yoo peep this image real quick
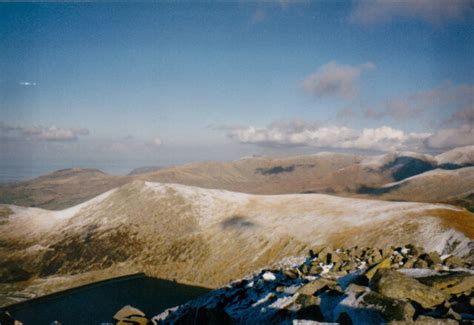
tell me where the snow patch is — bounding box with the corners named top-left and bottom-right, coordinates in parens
top-left (436, 145), bottom-right (474, 165)
top-left (398, 268), bottom-right (439, 278)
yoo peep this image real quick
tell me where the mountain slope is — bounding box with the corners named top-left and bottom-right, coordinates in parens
top-left (0, 146), bottom-right (473, 210)
top-left (1, 181), bottom-right (472, 305)
top-left (358, 167), bottom-right (474, 210)
top-left (135, 152), bottom-right (363, 194)
top-left (436, 145), bottom-right (474, 168)
top-left (0, 168), bottom-right (130, 210)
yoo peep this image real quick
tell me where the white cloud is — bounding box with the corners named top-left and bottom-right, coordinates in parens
top-left (302, 61), bottom-right (375, 99)
top-left (425, 124), bottom-right (474, 149)
top-left (350, 0), bottom-right (473, 25)
top-left (228, 120), bottom-right (430, 151)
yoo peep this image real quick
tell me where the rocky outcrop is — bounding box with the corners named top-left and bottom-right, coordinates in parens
top-left (138, 244), bottom-right (473, 325)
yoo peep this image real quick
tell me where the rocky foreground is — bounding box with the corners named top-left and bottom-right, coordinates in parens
top-left (110, 245), bottom-right (473, 325)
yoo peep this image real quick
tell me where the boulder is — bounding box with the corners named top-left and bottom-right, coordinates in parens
top-left (299, 263), bottom-right (310, 275)
top-left (309, 264), bottom-right (324, 275)
top-left (296, 278), bottom-right (341, 296)
top-left (404, 244), bottom-right (424, 257)
top-left (364, 257), bottom-right (393, 280)
top-left (345, 283), bottom-right (368, 296)
top-left (293, 293), bottom-right (321, 307)
top-left (317, 247), bottom-right (334, 264)
top-left (417, 272), bottom-right (474, 295)
top-left (113, 305), bottom-right (150, 325)
top-left (359, 291), bottom-right (416, 321)
top-left (341, 261), bottom-right (357, 272)
top-left (443, 255), bottom-right (466, 268)
top-left (426, 252), bottom-right (442, 265)
top-left (269, 293), bottom-right (324, 323)
top-left (283, 269), bottom-right (299, 279)
top-left (402, 257), bottom-right (417, 269)
top-left (414, 259), bottom-right (429, 269)
top-left (370, 269), bottom-right (446, 309)
top-left (371, 249), bottom-right (383, 264)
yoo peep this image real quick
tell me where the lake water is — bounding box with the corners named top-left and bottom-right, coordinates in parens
top-left (3, 274), bottom-right (210, 324)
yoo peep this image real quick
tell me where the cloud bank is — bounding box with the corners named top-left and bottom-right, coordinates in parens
top-left (227, 120), bottom-right (430, 151)
top-left (303, 61), bottom-right (375, 99)
top-left (227, 118), bottom-right (474, 151)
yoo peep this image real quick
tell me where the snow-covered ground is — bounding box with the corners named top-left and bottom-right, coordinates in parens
top-left (436, 145), bottom-right (474, 165)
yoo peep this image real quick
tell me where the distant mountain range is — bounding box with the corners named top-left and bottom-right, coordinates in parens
top-left (1, 146), bottom-right (473, 210)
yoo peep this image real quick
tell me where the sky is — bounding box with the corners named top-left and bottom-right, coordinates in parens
top-left (1, 1), bottom-right (473, 180)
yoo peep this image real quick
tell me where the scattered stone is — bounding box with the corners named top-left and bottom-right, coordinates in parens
top-left (149, 244), bottom-right (473, 324)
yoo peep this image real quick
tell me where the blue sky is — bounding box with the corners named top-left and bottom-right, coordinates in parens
top-left (1, 1), bottom-right (473, 180)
